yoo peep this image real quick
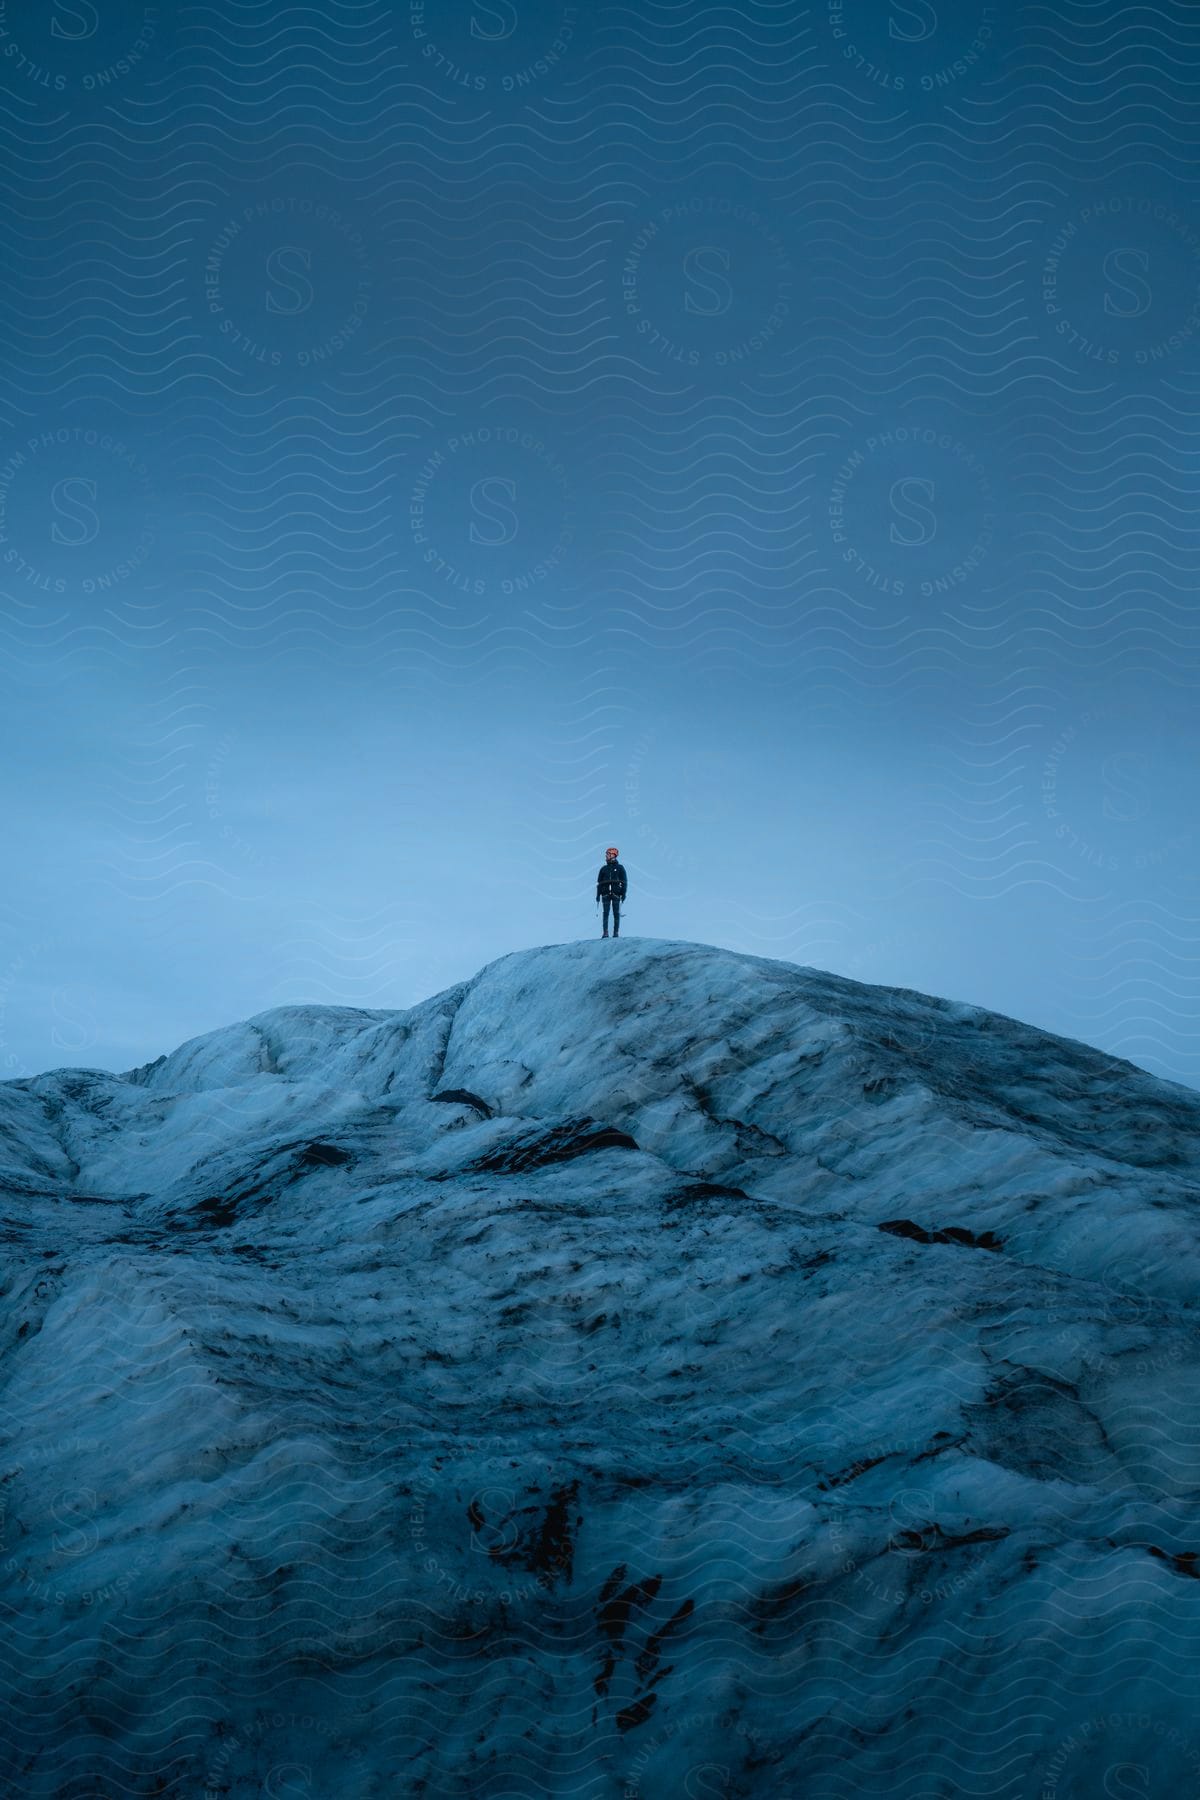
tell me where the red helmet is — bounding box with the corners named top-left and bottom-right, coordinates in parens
top-left (605, 846), bottom-right (619, 859)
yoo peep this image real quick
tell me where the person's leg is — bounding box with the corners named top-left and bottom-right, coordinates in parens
top-left (612, 898), bottom-right (620, 937)
top-left (601, 897), bottom-right (611, 936)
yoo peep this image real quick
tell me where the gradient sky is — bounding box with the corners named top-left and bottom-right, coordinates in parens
top-left (0, 0), bottom-right (1198, 1087)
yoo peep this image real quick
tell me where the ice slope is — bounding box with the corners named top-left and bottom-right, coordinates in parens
top-left (0, 937), bottom-right (1198, 1799)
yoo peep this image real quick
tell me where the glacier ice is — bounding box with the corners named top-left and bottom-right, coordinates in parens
top-left (1, 937), bottom-right (1199, 1797)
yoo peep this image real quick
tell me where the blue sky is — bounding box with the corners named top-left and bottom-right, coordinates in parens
top-left (1, 0), bottom-right (1198, 1087)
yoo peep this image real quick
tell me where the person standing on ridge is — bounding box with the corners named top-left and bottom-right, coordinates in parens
top-left (596, 847), bottom-right (627, 938)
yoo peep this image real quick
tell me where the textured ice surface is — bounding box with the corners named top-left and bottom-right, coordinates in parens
top-left (1, 938), bottom-right (1199, 1797)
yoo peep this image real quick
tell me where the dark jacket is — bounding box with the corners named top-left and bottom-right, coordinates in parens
top-left (597, 859), bottom-right (627, 901)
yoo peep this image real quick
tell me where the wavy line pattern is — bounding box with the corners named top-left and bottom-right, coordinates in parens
top-left (0, 0), bottom-right (1195, 1078)
top-left (1, 4), bottom-right (1200, 1787)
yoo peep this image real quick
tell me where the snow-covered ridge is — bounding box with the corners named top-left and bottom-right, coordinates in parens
top-left (1, 938), bottom-right (1198, 1797)
top-left (8, 937), bottom-right (1198, 1297)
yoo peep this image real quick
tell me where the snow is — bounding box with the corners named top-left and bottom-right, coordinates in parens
top-left (1, 936), bottom-right (1199, 1796)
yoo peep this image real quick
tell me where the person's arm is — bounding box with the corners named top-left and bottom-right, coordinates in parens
top-left (619, 864), bottom-right (627, 899)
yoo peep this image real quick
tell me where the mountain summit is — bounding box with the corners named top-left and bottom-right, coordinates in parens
top-left (2, 939), bottom-right (1198, 1797)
